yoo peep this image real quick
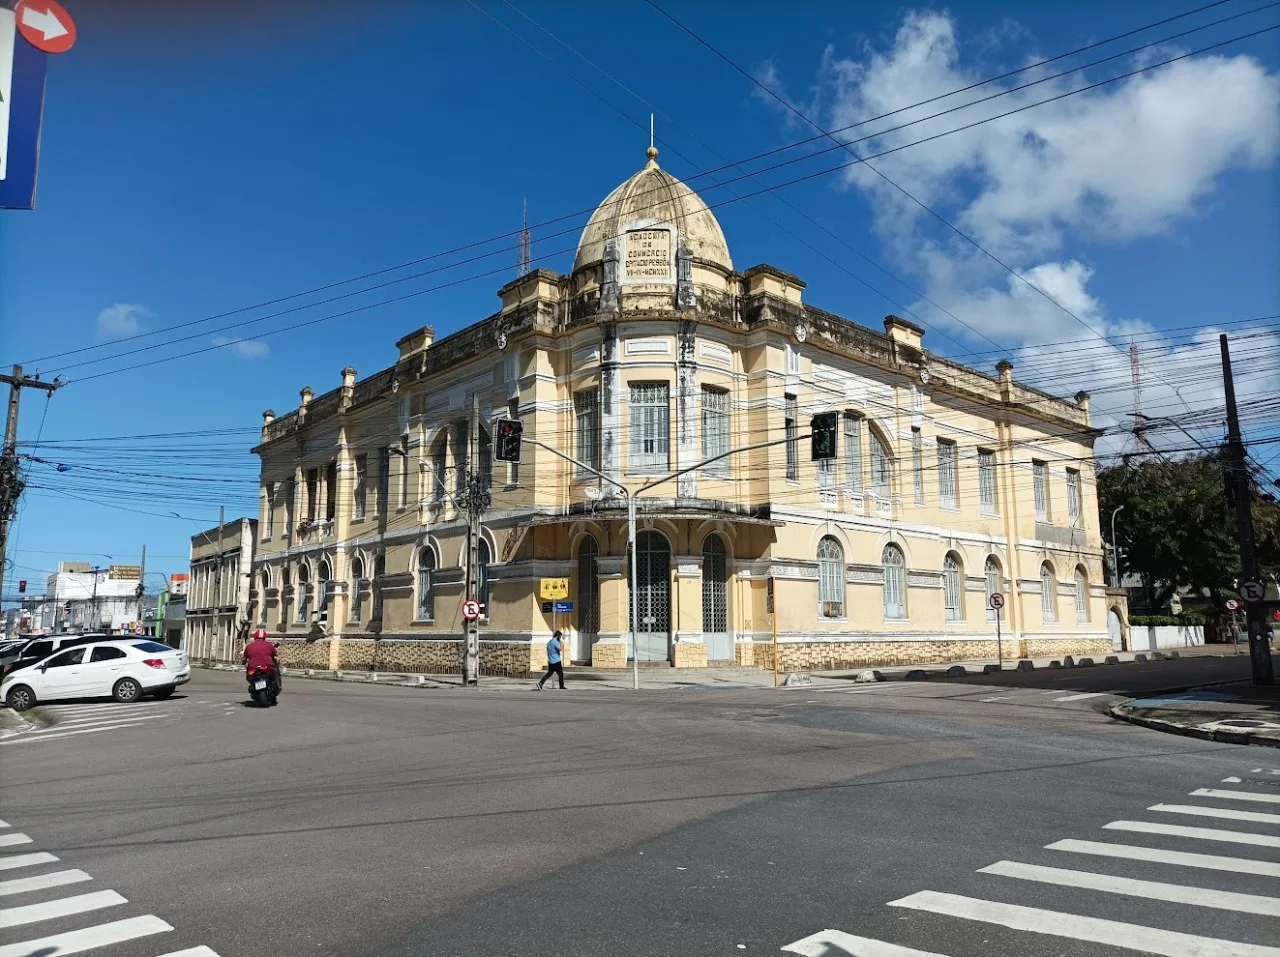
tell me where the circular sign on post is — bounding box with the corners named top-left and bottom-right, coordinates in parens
top-left (988, 593), bottom-right (1005, 610)
top-left (1240, 581), bottom-right (1266, 603)
top-left (1225, 598), bottom-right (1242, 612)
top-left (15, 1), bottom-right (77, 55)
top-left (462, 598), bottom-right (482, 622)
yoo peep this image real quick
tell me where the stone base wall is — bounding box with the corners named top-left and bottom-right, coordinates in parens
top-left (1020, 636), bottom-right (1112, 659)
top-left (274, 640), bottom-right (332, 669)
top-left (673, 642), bottom-right (708, 669)
top-left (591, 641), bottom-right (627, 668)
top-left (763, 636), bottom-right (1110, 673)
top-left (480, 642), bottom-right (538, 678)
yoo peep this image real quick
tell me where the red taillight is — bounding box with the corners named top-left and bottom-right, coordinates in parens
top-left (143, 658), bottom-right (167, 669)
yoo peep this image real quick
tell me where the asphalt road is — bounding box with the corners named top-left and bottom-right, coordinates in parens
top-left (1, 668), bottom-right (1276, 957)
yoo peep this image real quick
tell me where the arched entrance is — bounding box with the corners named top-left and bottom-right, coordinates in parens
top-left (1108, 607), bottom-right (1125, 652)
top-left (575, 536), bottom-right (600, 663)
top-left (702, 534), bottom-right (730, 661)
top-left (631, 530), bottom-right (671, 662)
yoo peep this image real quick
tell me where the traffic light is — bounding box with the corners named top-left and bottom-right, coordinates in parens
top-left (17, 580), bottom-right (25, 594)
top-left (811, 412), bottom-right (838, 461)
top-left (495, 417), bottom-right (523, 463)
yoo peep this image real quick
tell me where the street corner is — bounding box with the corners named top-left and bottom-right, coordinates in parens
top-left (1110, 685), bottom-right (1280, 747)
top-left (0, 703), bottom-right (39, 739)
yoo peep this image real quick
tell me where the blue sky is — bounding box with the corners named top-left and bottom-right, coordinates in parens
top-left (2, 0), bottom-right (1278, 595)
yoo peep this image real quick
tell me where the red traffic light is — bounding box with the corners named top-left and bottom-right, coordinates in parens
top-left (17, 580), bottom-right (26, 593)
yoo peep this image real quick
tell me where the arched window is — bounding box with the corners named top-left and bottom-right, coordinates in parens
top-left (477, 539), bottom-right (491, 612)
top-left (1074, 566), bottom-right (1089, 623)
top-left (372, 554), bottom-right (385, 621)
top-left (349, 556), bottom-right (364, 623)
top-left (417, 547), bottom-right (436, 621)
top-left (317, 558), bottom-right (332, 624)
top-left (258, 570), bottom-right (270, 626)
top-left (281, 566), bottom-right (292, 624)
top-left (984, 556), bottom-right (1002, 622)
top-left (431, 437), bottom-right (448, 504)
top-left (817, 536), bottom-right (844, 618)
top-left (702, 534), bottom-right (728, 635)
top-left (577, 535), bottom-right (600, 636)
top-left (1041, 562), bottom-right (1057, 623)
top-left (870, 430), bottom-right (892, 497)
top-left (883, 544), bottom-right (906, 619)
top-left (943, 552), bottom-right (963, 622)
top-left (296, 563), bottom-right (310, 623)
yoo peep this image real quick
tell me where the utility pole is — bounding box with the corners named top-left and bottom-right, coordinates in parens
top-left (136, 544), bottom-right (147, 637)
top-left (0, 364), bottom-right (62, 610)
top-left (459, 396), bottom-right (488, 686)
top-left (1220, 334), bottom-right (1274, 686)
top-left (214, 505), bottom-right (224, 662)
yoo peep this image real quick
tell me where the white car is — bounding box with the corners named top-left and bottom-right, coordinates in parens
top-left (1, 639), bottom-right (190, 711)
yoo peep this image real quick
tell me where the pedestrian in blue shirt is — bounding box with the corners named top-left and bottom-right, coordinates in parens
top-left (537, 630), bottom-right (566, 690)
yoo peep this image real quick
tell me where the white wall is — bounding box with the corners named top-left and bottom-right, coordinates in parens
top-left (1135, 625), bottom-right (1205, 650)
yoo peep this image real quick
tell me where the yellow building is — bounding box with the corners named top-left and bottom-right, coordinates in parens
top-left (250, 147), bottom-right (1120, 675)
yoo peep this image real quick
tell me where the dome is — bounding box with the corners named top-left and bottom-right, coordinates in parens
top-left (573, 147), bottom-right (733, 275)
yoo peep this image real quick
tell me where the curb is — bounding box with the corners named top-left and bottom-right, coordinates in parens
top-left (1108, 704), bottom-right (1280, 749)
top-left (0, 710), bottom-right (38, 740)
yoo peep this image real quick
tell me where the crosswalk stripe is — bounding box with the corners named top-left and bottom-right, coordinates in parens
top-left (0, 852), bottom-right (58, 871)
top-left (1, 721), bottom-right (162, 745)
top-left (155, 947), bottom-right (223, 957)
top-left (978, 859), bottom-right (1280, 916)
top-left (1192, 787), bottom-right (1280, 805)
top-left (0, 914), bottom-right (173, 957)
top-left (1105, 819), bottom-right (1280, 848)
top-left (1223, 776), bottom-right (1243, 783)
top-left (783, 929), bottom-right (950, 956)
top-left (0, 868), bottom-right (92, 897)
top-left (0, 834), bottom-right (32, 848)
top-left (0, 820), bottom-right (7, 828)
top-left (1052, 692), bottom-right (1109, 702)
top-left (1150, 803), bottom-right (1280, 825)
top-left (0, 889), bottom-right (128, 929)
top-left (1047, 838), bottom-right (1280, 877)
top-left (32, 714), bottom-right (168, 733)
top-left (887, 890), bottom-right (1280, 957)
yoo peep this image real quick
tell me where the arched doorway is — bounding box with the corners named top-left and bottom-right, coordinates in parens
top-left (702, 534), bottom-right (730, 661)
top-left (576, 536), bottom-right (600, 663)
top-left (631, 530), bottom-right (671, 662)
top-left (1108, 607), bottom-right (1125, 652)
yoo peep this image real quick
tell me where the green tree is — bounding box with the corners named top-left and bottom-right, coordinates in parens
top-left (1098, 451), bottom-right (1279, 611)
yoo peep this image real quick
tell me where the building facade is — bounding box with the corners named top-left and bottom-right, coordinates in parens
top-left (184, 519), bottom-right (256, 663)
top-left (251, 148), bottom-right (1119, 675)
top-left (41, 562), bottom-right (143, 634)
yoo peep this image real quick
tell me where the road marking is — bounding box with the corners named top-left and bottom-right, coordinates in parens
top-left (979, 859), bottom-right (1280, 916)
top-left (0, 914), bottom-right (173, 957)
top-left (1192, 787), bottom-right (1280, 805)
top-left (1052, 692), bottom-right (1109, 702)
top-left (1150, 803), bottom-right (1280, 824)
top-left (33, 714), bottom-right (169, 733)
top-left (0, 852), bottom-right (57, 871)
top-left (155, 948), bottom-right (223, 957)
top-left (0, 889), bottom-right (128, 929)
top-left (1047, 838), bottom-right (1280, 877)
top-left (1, 721), bottom-right (163, 745)
top-left (783, 929), bottom-right (950, 956)
top-left (843, 688), bottom-right (893, 694)
top-left (0, 820), bottom-right (6, 828)
top-left (0, 868), bottom-right (91, 896)
top-left (887, 890), bottom-right (1280, 957)
top-left (0, 834), bottom-right (31, 848)
top-left (1223, 776), bottom-right (1243, 783)
top-left (1104, 819), bottom-right (1280, 848)
top-left (980, 696), bottom-right (1015, 702)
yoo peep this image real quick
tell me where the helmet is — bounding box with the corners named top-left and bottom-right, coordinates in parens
top-left (253, 628), bottom-right (268, 640)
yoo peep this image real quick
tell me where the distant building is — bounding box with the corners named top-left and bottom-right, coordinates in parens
top-left (185, 519), bottom-right (256, 663)
top-left (42, 561), bottom-right (143, 634)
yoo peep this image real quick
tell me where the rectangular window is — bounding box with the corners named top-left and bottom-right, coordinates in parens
top-left (432, 441), bottom-right (447, 504)
top-left (1067, 469), bottom-right (1082, 527)
top-left (453, 422), bottom-right (469, 497)
top-left (354, 454), bottom-right (368, 520)
top-left (1033, 460), bottom-right (1049, 522)
top-left (478, 427), bottom-right (492, 490)
top-left (264, 483), bottom-right (275, 538)
top-left (285, 477), bottom-right (295, 533)
top-left (786, 344), bottom-right (800, 374)
top-left (305, 468), bottom-right (318, 522)
top-left (325, 460), bottom-right (337, 522)
top-left (912, 428), bottom-right (924, 504)
top-left (701, 386), bottom-right (730, 476)
top-left (785, 394), bottom-right (798, 481)
top-left (377, 448), bottom-right (391, 515)
top-left (629, 382), bottom-right (670, 473)
top-left (843, 413), bottom-right (862, 491)
top-left (507, 399), bottom-right (520, 485)
top-left (937, 439), bottom-right (958, 509)
top-left (574, 388), bottom-right (601, 477)
top-left (400, 436), bottom-right (411, 508)
top-left (978, 449), bottom-right (997, 515)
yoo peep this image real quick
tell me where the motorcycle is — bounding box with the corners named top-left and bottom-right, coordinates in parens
top-left (247, 665), bottom-right (279, 708)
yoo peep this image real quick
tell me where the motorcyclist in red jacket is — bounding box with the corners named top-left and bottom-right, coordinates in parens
top-left (243, 628), bottom-right (281, 696)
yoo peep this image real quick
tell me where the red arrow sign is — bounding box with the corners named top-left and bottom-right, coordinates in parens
top-left (15, 0), bottom-right (77, 55)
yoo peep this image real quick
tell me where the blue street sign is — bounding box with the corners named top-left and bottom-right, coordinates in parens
top-left (0, 9), bottom-right (49, 211)
top-left (552, 600), bottom-right (573, 613)
top-left (540, 601), bottom-right (553, 614)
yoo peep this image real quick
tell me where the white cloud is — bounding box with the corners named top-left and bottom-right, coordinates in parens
top-left (212, 336), bottom-right (270, 359)
top-left (97, 304), bottom-right (151, 339)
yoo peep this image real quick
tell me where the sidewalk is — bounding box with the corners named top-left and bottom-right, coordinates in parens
top-left (1110, 679), bottom-right (1280, 748)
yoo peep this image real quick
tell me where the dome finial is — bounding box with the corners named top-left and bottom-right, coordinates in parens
top-left (646, 113), bottom-right (659, 167)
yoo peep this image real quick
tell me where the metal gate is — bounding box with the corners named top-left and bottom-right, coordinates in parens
top-left (702, 535), bottom-right (731, 660)
top-left (631, 531), bottom-right (671, 661)
top-left (576, 536), bottom-right (600, 662)
top-left (1108, 608), bottom-right (1124, 652)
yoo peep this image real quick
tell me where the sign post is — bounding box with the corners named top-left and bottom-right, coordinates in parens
top-left (989, 593), bottom-right (1006, 669)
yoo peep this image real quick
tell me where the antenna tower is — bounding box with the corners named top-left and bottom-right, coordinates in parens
top-left (516, 198), bottom-right (532, 278)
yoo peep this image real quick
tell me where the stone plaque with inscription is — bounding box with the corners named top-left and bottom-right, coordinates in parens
top-left (624, 228), bottom-right (672, 282)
